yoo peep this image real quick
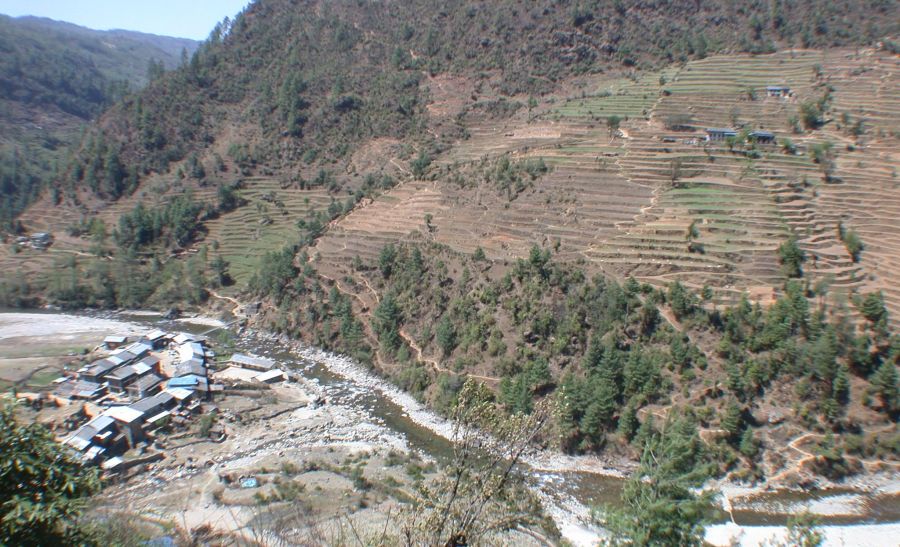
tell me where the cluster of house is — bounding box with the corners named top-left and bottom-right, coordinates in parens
top-left (58, 330), bottom-right (217, 468)
top-left (14, 232), bottom-right (53, 250)
top-left (56, 329), bottom-right (290, 469)
top-left (702, 85), bottom-right (790, 144)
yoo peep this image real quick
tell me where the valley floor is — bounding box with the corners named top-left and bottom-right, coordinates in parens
top-left (3, 310), bottom-right (899, 546)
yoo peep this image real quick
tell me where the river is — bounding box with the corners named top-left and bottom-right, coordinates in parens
top-left (3, 309), bottom-right (899, 546)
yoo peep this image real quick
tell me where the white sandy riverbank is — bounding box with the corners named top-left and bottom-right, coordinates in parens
top-left (0, 312), bottom-right (144, 339)
top-left (706, 522), bottom-right (900, 546)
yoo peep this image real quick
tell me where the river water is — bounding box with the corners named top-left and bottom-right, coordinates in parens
top-left (5, 310), bottom-right (899, 544)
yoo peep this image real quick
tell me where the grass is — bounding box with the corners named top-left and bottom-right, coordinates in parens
top-left (26, 367), bottom-right (63, 388)
top-left (0, 345), bottom-right (88, 359)
top-left (204, 178), bottom-right (338, 286)
top-left (552, 68), bottom-right (679, 120)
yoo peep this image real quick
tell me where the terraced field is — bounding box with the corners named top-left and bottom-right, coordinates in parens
top-left (550, 67), bottom-right (680, 121)
top-left (204, 177), bottom-right (336, 286)
top-left (315, 47), bottom-right (900, 320)
top-left (813, 51), bottom-right (900, 317)
top-left (5, 47), bottom-right (898, 324)
top-left (656, 50), bottom-right (824, 131)
top-left (0, 175), bottom-right (220, 286)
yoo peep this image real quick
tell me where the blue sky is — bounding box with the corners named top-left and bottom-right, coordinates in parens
top-left (0, 0), bottom-right (252, 40)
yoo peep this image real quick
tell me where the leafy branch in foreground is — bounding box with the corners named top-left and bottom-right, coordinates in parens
top-left (400, 379), bottom-right (554, 546)
top-left (0, 400), bottom-right (100, 545)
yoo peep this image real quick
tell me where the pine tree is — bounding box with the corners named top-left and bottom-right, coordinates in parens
top-left (721, 401), bottom-right (743, 442)
top-left (436, 315), bottom-right (457, 357)
top-left (871, 362), bottom-right (898, 413)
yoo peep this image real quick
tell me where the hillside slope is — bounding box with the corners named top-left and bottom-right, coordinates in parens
top-left (0, 15), bottom-right (199, 226)
top-left (2, 0), bottom-right (898, 485)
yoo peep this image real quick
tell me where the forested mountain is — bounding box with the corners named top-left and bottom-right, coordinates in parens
top-left (0, 15), bottom-right (198, 227)
top-left (2, 0), bottom-right (899, 488)
top-left (56, 0), bottom-right (899, 190)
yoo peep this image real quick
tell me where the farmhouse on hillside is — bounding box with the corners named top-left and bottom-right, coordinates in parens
top-left (705, 128), bottom-right (737, 142)
top-left (766, 85), bottom-right (790, 98)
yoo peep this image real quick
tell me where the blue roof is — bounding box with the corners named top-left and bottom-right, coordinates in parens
top-left (167, 375), bottom-right (201, 388)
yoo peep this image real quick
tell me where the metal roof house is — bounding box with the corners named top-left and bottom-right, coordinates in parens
top-left (165, 387), bottom-right (195, 404)
top-left (766, 85), bottom-right (790, 97)
top-left (178, 342), bottom-right (206, 363)
top-left (107, 351), bottom-right (136, 367)
top-left (705, 128), bottom-right (737, 142)
top-left (229, 354), bottom-right (276, 371)
top-left (130, 392), bottom-right (176, 417)
top-left (103, 335), bottom-right (128, 350)
top-left (175, 359), bottom-right (207, 378)
top-left (81, 359), bottom-right (121, 383)
top-left (172, 332), bottom-right (198, 345)
top-left (750, 130), bottom-right (775, 144)
top-left (66, 414), bottom-right (117, 452)
top-left (106, 365), bottom-right (138, 393)
top-left (127, 373), bottom-right (163, 399)
top-left (256, 369), bottom-right (285, 384)
top-left (144, 329), bottom-right (169, 349)
top-left (104, 406), bottom-right (145, 446)
top-left (167, 375), bottom-right (202, 389)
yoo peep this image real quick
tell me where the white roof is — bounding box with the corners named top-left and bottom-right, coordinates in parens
top-left (104, 335), bottom-right (127, 343)
top-left (172, 333), bottom-right (195, 344)
top-left (178, 342), bottom-right (205, 362)
top-left (104, 406), bottom-right (144, 424)
top-left (84, 445), bottom-right (105, 460)
top-left (165, 387), bottom-right (194, 401)
top-left (102, 456), bottom-right (124, 470)
top-left (256, 369), bottom-right (285, 382)
top-left (66, 436), bottom-right (92, 451)
top-left (230, 353), bottom-right (276, 369)
top-left (145, 329), bottom-right (167, 340)
top-left (132, 362), bottom-right (152, 375)
top-left (147, 410), bottom-right (171, 423)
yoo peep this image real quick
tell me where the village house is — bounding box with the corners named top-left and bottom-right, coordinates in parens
top-left (66, 414), bottom-right (118, 453)
top-left (106, 365), bottom-right (138, 393)
top-left (750, 130), bottom-right (776, 144)
top-left (178, 341), bottom-right (206, 363)
top-left (130, 391), bottom-right (176, 418)
top-left (104, 406), bottom-right (146, 447)
top-left (165, 386), bottom-right (195, 406)
top-left (29, 232), bottom-right (53, 250)
top-left (106, 355), bottom-right (160, 393)
top-left (143, 330), bottom-right (169, 350)
top-left (705, 128), bottom-right (737, 142)
top-left (229, 353), bottom-right (276, 372)
top-left (80, 358), bottom-right (122, 384)
top-left (103, 335), bottom-right (128, 350)
top-left (256, 369), bottom-right (285, 384)
top-left (175, 358), bottom-right (207, 378)
top-left (127, 373), bottom-right (163, 399)
top-left (766, 85), bottom-right (790, 98)
top-left (134, 355), bottom-right (161, 375)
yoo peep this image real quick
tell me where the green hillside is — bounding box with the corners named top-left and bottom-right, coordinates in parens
top-left (2, 0), bottom-right (899, 489)
top-left (0, 15), bottom-right (199, 227)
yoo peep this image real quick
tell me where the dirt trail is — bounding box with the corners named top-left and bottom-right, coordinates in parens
top-left (398, 327), bottom-right (500, 384)
top-left (207, 290), bottom-right (244, 317)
